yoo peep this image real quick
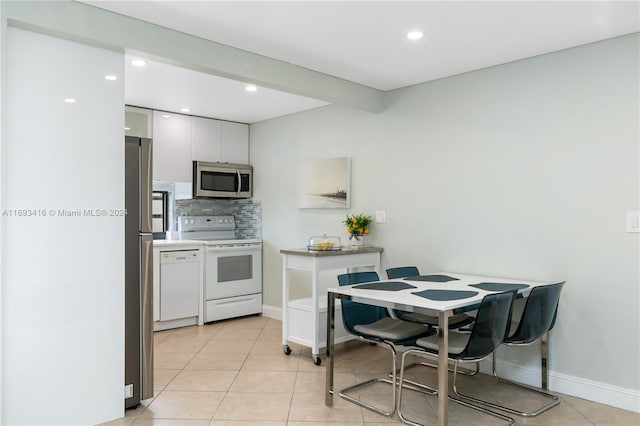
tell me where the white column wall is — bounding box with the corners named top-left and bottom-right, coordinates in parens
top-left (3, 27), bottom-right (124, 425)
top-left (251, 34), bottom-right (640, 409)
top-left (0, 4), bottom-right (5, 422)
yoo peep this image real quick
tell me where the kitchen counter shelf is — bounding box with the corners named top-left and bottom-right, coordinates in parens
top-left (280, 246), bottom-right (383, 365)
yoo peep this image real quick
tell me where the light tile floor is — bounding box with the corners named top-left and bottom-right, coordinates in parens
top-left (102, 316), bottom-right (639, 426)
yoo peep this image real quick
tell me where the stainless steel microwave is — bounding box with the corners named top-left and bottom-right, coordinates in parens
top-left (193, 161), bottom-right (253, 199)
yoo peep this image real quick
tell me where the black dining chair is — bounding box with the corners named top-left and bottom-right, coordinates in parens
top-left (386, 266), bottom-right (475, 329)
top-left (453, 281), bottom-right (565, 417)
top-left (397, 290), bottom-right (518, 426)
top-left (335, 271), bottom-right (435, 417)
top-left (386, 266), bottom-right (420, 279)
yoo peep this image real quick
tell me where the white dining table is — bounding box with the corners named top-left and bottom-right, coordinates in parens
top-left (324, 272), bottom-right (554, 426)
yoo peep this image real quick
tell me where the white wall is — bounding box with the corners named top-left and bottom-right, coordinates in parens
top-left (0, 4), bottom-right (5, 422)
top-left (251, 34), bottom-right (640, 409)
top-left (3, 28), bottom-right (125, 425)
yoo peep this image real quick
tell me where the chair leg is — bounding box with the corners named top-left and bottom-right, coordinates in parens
top-left (449, 362), bottom-right (517, 425)
top-left (448, 396), bottom-right (516, 426)
top-left (338, 341), bottom-right (398, 417)
top-left (406, 359), bottom-right (479, 376)
top-left (391, 352), bottom-right (438, 395)
top-left (491, 349), bottom-right (560, 417)
top-left (453, 351), bottom-right (560, 417)
top-left (541, 331), bottom-right (549, 390)
top-left (389, 359), bottom-right (476, 393)
top-left (397, 351), bottom-right (515, 426)
top-left (397, 348), bottom-right (426, 426)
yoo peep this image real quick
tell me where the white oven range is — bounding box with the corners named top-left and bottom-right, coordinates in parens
top-left (178, 215), bottom-right (262, 322)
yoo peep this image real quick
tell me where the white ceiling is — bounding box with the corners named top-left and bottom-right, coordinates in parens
top-left (125, 56), bottom-right (330, 123)
top-left (85, 1), bottom-right (640, 123)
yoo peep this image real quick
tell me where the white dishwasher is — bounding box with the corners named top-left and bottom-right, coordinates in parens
top-left (159, 250), bottom-right (200, 321)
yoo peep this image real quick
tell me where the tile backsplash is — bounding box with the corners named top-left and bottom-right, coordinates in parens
top-left (175, 197), bottom-right (232, 218)
top-left (153, 182), bottom-right (261, 239)
top-left (229, 199), bottom-right (262, 240)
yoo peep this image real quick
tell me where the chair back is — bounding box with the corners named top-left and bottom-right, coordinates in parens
top-left (459, 291), bottom-right (516, 360)
top-left (506, 282), bottom-right (564, 344)
top-left (337, 271), bottom-right (380, 285)
top-left (386, 266), bottom-right (420, 279)
top-left (337, 271), bottom-right (388, 335)
top-left (548, 307), bottom-right (558, 332)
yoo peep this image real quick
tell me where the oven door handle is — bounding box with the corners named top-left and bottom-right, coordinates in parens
top-left (206, 245), bottom-right (261, 252)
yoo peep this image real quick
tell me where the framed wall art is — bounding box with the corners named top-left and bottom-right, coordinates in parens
top-left (297, 157), bottom-right (351, 209)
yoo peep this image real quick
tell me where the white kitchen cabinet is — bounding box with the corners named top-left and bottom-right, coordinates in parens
top-left (221, 121), bottom-right (249, 164)
top-left (152, 110), bottom-right (249, 183)
top-left (152, 111), bottom-right (192, 182)
top-left (191, 116), bottom-right (222, 163)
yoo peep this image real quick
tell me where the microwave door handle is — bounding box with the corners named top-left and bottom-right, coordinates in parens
top-left (237, 170), bottom-right (241, 195)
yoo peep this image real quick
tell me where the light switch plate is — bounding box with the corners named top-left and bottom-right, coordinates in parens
top-left (375, 210), bottom-right (386, 223)
top-left (626, 211), bottom-right (639, 233)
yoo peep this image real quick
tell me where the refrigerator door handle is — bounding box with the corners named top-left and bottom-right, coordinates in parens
top-left (140, 138), bottom-right (153, 234)
top-left (140, 234), bottom-right (154, 400)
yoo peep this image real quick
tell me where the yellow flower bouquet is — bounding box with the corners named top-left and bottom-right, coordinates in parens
top-left (343, 213), bottom-right (372, 240)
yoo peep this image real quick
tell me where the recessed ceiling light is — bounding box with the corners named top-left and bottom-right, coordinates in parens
top-left (180, 107), bottom-right (191, 113)
top-left (104, 74), bottom-right (118, 81)
top-left (162, 114), bottom-right (171, 118)
top-left (124, 127), bottom-right (131, 130)
top-left (131, 59), bottom-right (146, 67)
top-left (64, 98), bottom-right (76, 104)
top-left (245, 85), bottom-right (257, 92)
top-left (406, 31), bottom-right (424, 40)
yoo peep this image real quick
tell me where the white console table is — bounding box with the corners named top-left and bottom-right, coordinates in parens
top-left (280, 246), bottom-right (383, 365)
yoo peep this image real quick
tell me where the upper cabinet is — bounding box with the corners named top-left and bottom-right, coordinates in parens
top-left (221, 121), bottom-right (249, 164)
top-left (193, 117), bottom-right (249, 164)
top-left (191, 116), bottom-right (222, 163)
top-left (149, 108), bottom-right (249, 183)
top-left (152, 111), bottom-right (192, 182)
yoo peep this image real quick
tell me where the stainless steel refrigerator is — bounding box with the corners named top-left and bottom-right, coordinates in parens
top-left (124, 136), bottom-right (154, 408)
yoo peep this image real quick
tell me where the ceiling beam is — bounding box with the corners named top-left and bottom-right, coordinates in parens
top-left (3, 0), bottom-right (384, 112)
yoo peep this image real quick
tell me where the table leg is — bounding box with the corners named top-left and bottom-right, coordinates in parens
top-left (311, 260), bottom-right (320, 364)
top-left (438, 311), bottom-right (449, 426)
top-left (541, 331), bottom-right (549, 390)
top-left (282, 256), bottom-right (289, 352)
top-left (325, 291), bottom-right (336, 406)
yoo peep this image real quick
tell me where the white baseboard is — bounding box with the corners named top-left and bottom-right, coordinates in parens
top-left (480, 358), bottom-right (640, 413)
top-left (262, 304), bottom-right (282, 321)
